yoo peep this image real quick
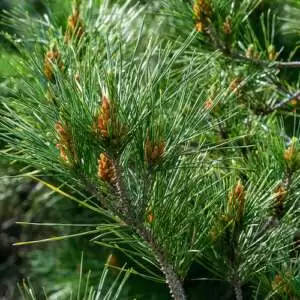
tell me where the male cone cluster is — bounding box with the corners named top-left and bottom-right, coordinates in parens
top-left (98, 153), bottom-right (117, 186)
top-left (193, 0), bottom-right (212, 33)
top-left (44, 49), bottom-right (64, 82)
top-left (64, 8), bottom-right (84, 43)
top-left (227, 180), bottom-right (245, 223)
top-left (144, 131), bottom-right (165, 167)
top-left (55, 121), bottom-right (77, 164)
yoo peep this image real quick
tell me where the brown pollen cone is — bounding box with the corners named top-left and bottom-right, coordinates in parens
top-left (223, 18), bottom-right (232, 35)
top-left (273, 184), bottom-right (286, 219)
top-left (228, 180), bottom-right (245, 221)
top-left (283, 144), bottom-right (295, 161)
top-left (44, 49), bottom-right (64, 81)
top-left (55, 121), bottom-right (77, 164)
top-left (95, 94), bottom-right (111, 138)
top-left (193, 0), bottom-right (212, 33)
top-left (229, 78), bottom-right (242, 94)
top-left (98, 153), bottom-right (116, 185)
top-left (64, 9), bottom-right (84, 43)
top-left (144, 131), bottom-right (165, 166)
top-left (147, 211), bottom-right (154, 223)
top-left (93, 94), bottom-right (128, 147)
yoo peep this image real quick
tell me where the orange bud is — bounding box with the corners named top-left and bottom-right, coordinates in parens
top-left (193, 2), bottom-right (201, 18)
top-left (94, 95), bottom-right (111, 138)
top-left (144, 131), bottom-right (165, 166)
top-left (273, 184), bottom-right (286, 218)
top-left (204, 98), bottom-right (213, 110)
top-left (228, 180), bottom-right (245, 221)
top-left (64, 9), bottom-right (84, 43)
top-left (229, 78), bottom-right (242, 94)
top-left (245, 44), bottom-right (255, 59)
top-left (98, 153), bottom-right (116, 185)
top-left (193, 0), bottom-right (211, 33)
top-left (195, 21), bottom-right (205, 33)
top-left (289, 99), bottom-right (297, 107)
top-left (55, 121), bottom-right (77, 164)
top-left (147, 212), bottom-right (154, 223)
top-left (44, 49), bottom-right (64, 81)
top-left (223, 18), bottom-right (232, 35)
top-left (268, 45), bottom-right (278, 61)
top-left (284, 144), bottom-right (295, 161)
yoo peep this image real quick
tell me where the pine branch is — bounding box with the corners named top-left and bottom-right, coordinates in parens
top-left (136, 227), bottom-right (187, 300)
top-left (205, 24), bottom-right (300, 70)
top-left (229, 51), bottom-right (300, 69)
top-left (233, 281), bottom-right (243, 300)
top-left (97, 154), bottom-right (187, 300)
top-left (258, 91), bottom-right (300, 115)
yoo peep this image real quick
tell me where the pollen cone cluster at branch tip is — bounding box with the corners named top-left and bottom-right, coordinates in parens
top-left (55, 121), bottom-right (77, 164)
top-left (44, 49), bottom-right (64, 82)
top-left (227, 180), bottom-right (245, 222)
top-left (193, 0), bottom-right (212, 33)
top-left (223, 17), bottom-right (232, 35)
top-left (94, 94), bottom-right (110, 138)
top-left (284, 143), bottom-right (295, 161)
top-left (144, 130), bottom-right (165, 167)
top-left (64, 8), bottom-right (84, 43)
top-left (98, 153), bottom-right (117, 186)
top-left (93, 94), bottom-right (127, 145)
top-left (273, 184), bottom-right (286, 219)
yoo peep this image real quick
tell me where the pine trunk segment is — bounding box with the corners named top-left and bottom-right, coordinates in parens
top-left (233, 282), bottom-right (243, 300)
top-left (137, 227), bottom-right (187, 300)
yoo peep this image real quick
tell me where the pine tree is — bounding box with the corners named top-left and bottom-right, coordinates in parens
top-left (1, 0), bottom-right (300, 299)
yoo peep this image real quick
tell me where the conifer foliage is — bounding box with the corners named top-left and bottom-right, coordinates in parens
top-left (1, 0), bottom-right (300, 299)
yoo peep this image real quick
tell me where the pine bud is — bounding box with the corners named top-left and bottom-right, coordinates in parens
top-left (93, 94), bottom-right (127, 146)
top-left (229, 78), bottom-right (242, 94)
top-left (44, 48), bottom-right (64, 82)
top-left (273, 184), bottom-right (286, 219)
top-left (245, 44), bottom-right (254, 59)
top-left (64, 9), bottom-right (84, 43)
top-left (204, 98), bottom-right (213, 110)
top-left (98, 153), bottom-right (117, 185)
top-left (144, 130), bottom-right (165, 167)
top-left (94, 94), bottom-right (110, 138)
top-left (289, 98), bottom-right (298, 107)
top-left (147, 211), bottom-right (154, 223)
top-left (267, 44), bottom-right (277, 61)
top-left (195, 21), bottom-right (205, 33)
top-left (55, 121), bottom-right (77, 164)
top-left (228, 180), bottom-right (245, 222)
top-left (245, 44), bottom-right (260, 59)
top-left (193, 0), bottom-right (212, 33)
top-left (283, 142), bottom-right (296, 162)
top-left (223, 17), bottom-right (232, 35)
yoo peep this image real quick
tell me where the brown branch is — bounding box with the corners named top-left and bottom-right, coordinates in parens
top-left (229, 51), bottom-right (300, 70)
top-left (276, 61), bottom-right (300, 69)
top-left (259, 91), bottom-right (300, 115)
top-left (136, 227), bottom-right (187, 300)
top-left (233, 281), bottom-right (243, 300)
